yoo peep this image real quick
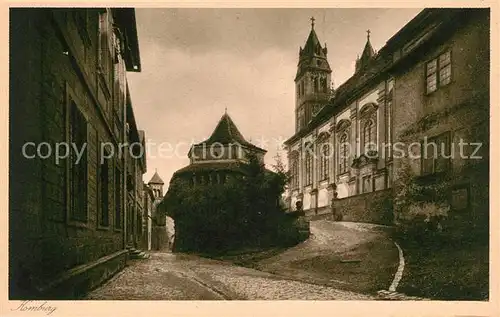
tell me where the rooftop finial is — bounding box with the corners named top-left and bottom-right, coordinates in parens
top-left (225, 107), bottom-right (227, 114)
top-left (367, 29), bottom-right (371, 40)
top-left (310, 16), bottom-right (315, 29)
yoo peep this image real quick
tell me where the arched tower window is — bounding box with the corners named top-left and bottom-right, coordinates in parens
top-left (320, 77), bottom-right (327, 93)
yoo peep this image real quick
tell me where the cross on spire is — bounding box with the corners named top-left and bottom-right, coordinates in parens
top-left (310, 16), bottom-right (315, 29)
top-left (366, 29), bottom-right (371, 40)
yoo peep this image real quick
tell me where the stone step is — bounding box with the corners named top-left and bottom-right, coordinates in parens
top-left (128, 248), bottom-right (150, 260)
top-left (130, 253), bottom-right (150, 260)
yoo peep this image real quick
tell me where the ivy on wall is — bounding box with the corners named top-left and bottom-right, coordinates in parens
top-left (394, 162), bottom-right (451, 224)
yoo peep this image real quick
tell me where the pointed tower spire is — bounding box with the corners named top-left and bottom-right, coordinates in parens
top-left (355, 29), bottom-right (376, 73)
top-left (294, 17), bottom-right (332, 132)
top-left (361, 29), bottom-right (375, 59)
top-left (296, 16), bottom-right (331, 80)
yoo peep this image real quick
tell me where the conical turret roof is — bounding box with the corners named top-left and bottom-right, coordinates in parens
top-left (196, 112), bottom-right (266, 153)
top-left (149, 170), bottom-right (164, 185)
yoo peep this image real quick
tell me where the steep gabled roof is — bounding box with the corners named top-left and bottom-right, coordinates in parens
top-left (195, 113), bottom-right (266, 153)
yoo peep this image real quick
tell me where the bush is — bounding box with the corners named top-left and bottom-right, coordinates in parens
top-left (394, 163), bottom-right (452, 246)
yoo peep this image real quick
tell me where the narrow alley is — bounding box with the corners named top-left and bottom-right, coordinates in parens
top-left (86, 220), bottom-right (397, 300)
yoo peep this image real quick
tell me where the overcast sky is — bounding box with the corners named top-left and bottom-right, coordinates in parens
top-left (127, 8), bottom-right (422, 188)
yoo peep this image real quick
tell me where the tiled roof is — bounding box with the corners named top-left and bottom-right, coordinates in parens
top-left (196, 113), bottom-right (266, 153)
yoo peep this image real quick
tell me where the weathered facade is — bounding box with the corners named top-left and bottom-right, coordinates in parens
top-left (285, 9), bottom-right (489, 226)
top-left (9, 8), bottom-right (142, 299)
top-left (124, 114), bottom-right (147, 250)
top-left (389, 9), bottom-right (490, 231)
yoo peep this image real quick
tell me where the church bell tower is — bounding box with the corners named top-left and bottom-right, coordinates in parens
top-left (148, 169), bottom-right (164, 203)
top-left (295, 17), bottom-right (332, 132)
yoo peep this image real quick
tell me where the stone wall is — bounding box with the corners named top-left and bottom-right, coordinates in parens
top-left (304, 189), bottom-right (393, 225)
top-left (333, 189), bottom-right (393, 225)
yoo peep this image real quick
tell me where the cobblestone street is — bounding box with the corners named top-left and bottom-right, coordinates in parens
top-left (86, 220), bottom-right (399, 300)
top-left (86, 252), bottom-right (375, 300)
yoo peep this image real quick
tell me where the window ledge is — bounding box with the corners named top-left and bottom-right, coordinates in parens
top-left (338, 171), bottom-right (350, 178)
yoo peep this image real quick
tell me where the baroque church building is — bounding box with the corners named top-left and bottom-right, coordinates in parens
top-left (286, 18), bottom-right (393, 217)
top-left (285, 9), bottom-right (489, 229)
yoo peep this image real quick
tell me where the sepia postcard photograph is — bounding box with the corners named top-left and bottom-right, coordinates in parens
top-left (3, 2), bottom-right (499, 316)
